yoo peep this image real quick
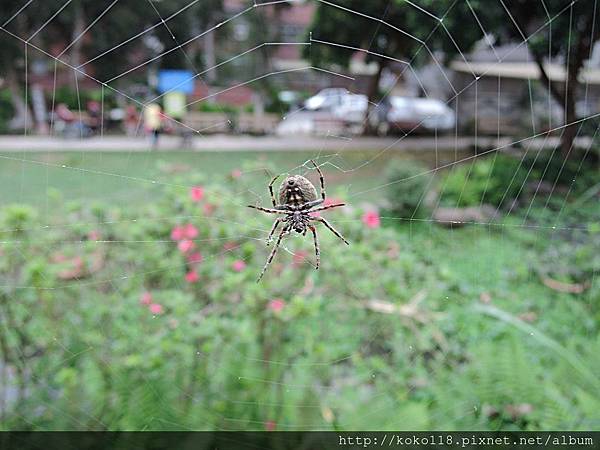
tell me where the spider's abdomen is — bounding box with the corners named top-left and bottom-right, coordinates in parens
top-left (279, 175), bottom-right (317, 206)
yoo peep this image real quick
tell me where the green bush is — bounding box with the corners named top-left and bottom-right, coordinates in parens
top-left (439, 154), bottom-right (531, 208)
top-left (0, 170), bottom-right (598, 431)
top-left (52, 87), bottom-right (111, 110)
top-left (522, 147), bottom-right (599, 195)
top-left (383, 159), bottom-right (432, 218)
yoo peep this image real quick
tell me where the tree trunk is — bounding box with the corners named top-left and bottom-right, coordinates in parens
top-left (5, 67), bottom-right (31, 131)
top-left (71, 2), bottom-right (85, 78)
top-left (202, 24), bottom-right (216, 83)
top-left (363, 59), bottom-right (386, 135)
top-left (561, 73), bottom-right (578, 158)
top-left (531, 12), bottom-right (599, 159)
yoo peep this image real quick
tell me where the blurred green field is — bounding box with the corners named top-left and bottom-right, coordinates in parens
top-left (0, 150), bottom-right (469, 210)
top-left (0, 148), bottom-right (598, 431)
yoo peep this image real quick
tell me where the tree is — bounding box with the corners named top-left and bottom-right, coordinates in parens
top-left (0, 0), bottom-right (223, 129)
top-left (0, 0), bottom-right (68, 128)
top-left (305, 0), bottom-right (599, 149)
top-left (439, 0), bottom-right (600, 158)
top-left (305, 0), bottom-right (462, 134)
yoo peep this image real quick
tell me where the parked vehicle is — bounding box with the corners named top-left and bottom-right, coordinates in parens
top-left (378, 96), bottom-right (455, 135)
top-left (332, 94), bottom-right (369, 124)
top-left (296, 90), bottom-right (456, 136)
top-left (304, 88), bottom-right (348, 111)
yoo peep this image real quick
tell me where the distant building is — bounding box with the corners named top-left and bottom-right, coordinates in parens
top-left (450, 43), bottom-right (600, 135)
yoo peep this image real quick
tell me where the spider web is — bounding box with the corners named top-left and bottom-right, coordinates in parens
top-left (0, 0), bottom-right (598, 432)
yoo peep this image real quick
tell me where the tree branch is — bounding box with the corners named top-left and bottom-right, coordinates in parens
top-left (531, 51), bottom-right (565, 106)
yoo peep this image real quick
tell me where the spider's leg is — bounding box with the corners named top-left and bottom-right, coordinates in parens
top-left (257, 225), bottom-right (289, 282)
top-left (268, 174), bottom-right (281, 207)
top-left (311, 217), bottom-right (350, 245)
top-left (310, 159), bottom-right (326, 201)
top-left (308, 224), bottom-right (320, 269)
top-left (301, 199), bottom-right (324, 210)
top-left (247, 205), bottom-right (288, 214)
top-left (266, 218), bottom-right (282, 245)
top-left (309, 203), bottom-right (345, 213)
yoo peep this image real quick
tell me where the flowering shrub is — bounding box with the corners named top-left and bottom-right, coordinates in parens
top-left (0, 172), bottom-right (598, 431)
top-left (383, 159), bottom-right (432, 217)
top-left (362, 210), bottom-right (381, 229)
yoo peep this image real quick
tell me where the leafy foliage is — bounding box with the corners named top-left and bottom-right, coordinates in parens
top-left (439, 154), bottom-right (531, 208)
top-left (0, 167), bottom-right (598, 431)
top-left (383, 159), bottom-right (432, 217)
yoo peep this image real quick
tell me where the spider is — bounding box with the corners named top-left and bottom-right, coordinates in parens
top-left (248, 160), bottom-right (349, 282)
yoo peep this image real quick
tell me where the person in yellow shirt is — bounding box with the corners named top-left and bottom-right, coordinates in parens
top-left (143, 103), bottom-right (163, 149)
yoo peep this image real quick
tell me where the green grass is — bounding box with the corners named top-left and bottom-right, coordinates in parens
top-left (0, 149), bottom-right (467, 210)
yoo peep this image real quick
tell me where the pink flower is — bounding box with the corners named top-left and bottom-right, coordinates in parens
top-left (185, 270), bottom-right (199, 283)
top-left (312, 197), bottom-right (344, 218)
top-left (203, 203), bottom-right (215, 216)
top-left (88, 230), bottom-right (101, 241)
top-left (231, 169), bottom-right (242, 179)
top-left (50, 252), bottom-right (68, 263)
top-left (184, 223), bottom-right (198, 239)
top-left (264, 420), bottom-right (276, 431)
top-left (171, 225), bottom-right (185, 241)
top-left (149, 303), bottom-right (163, 314)
top-left (292, 250), bottom-right (308, 268)
top-left (223, 241), bottom-right (238, 251)
top-left (268, 298), bottom-right (285, 312)
top-left (72, 256), bottom-right (84, 268)
top-left (190, 185), bottom-right (204, 202)
top-left (232, 260), bottom-right (246, 272)
top-left (187, 252), bottom-right (203, 265)
top-left (140, 292), bottom-right (153, 305)
top-left (362, 210), bottom-right (380, 229)
top-left (324, 197), bottom-right (342, 207)
top-left (178, 239), bottom-right (195, 253)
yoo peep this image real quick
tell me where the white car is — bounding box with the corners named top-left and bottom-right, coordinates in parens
top-left (304, 88), bottom-right (349, 111)
top-left (332, 94), bottom-right (369, 124)
top-left (383, 96), bottom-right (455, 134)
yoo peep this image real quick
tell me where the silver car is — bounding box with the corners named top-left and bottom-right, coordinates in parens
top-left (379, 96), bottom-right (456, 135)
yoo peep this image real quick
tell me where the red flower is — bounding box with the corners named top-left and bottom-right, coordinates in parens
top-left (185, 270), bottom-right (199, 283)
top-left (149, 303), bottom-right (163, 314)
top-left (171, 226), bottom-right (185, 241)
top-left (362, 211), bottom-right (380, 229)
top-left (187, 252), bottom-right (203, 265)
top-left (184, 223), bottom-right (198, 239)
top-left (140, 292), bottom-right (153, 305)
top-left (231, 169), bottom-right (242, 179)
top-left (190, 186), bottom-right (204, 202)
top-left (264, 420), bottom-right (276, 431)
top-left (178, 239), bottom-right (195, 253)
top-left (268, 298), bottom-right (285, 312)
top-left (232, 260), bottom-right (246, 272)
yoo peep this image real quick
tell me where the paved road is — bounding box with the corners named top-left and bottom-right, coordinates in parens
top-left (0, 135), bottom-right (477, 152)
top-left (0, 134), bottom-right (588, 152)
